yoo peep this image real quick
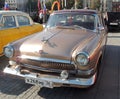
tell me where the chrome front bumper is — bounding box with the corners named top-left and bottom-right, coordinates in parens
top-left (3, 65), bottom-right (96, 88)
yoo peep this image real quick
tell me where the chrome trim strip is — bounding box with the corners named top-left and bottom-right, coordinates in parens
top-left (19, 55), bottom-right (72, 64)
top-left (20, 63), bottom-right (76, 74)
top-left (4, 66), bottom-right (96, 88)
top-left (21, 63), bottom-right (62, 73)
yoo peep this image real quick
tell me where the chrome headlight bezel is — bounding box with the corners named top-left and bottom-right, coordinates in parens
top-left (75, 52), bottom-right (89, 66)
top-left (4, 45), bottom-right (14, 58)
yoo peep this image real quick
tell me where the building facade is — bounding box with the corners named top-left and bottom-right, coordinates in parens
top-left (5, 0), bottom-right (28, 11)
top-left (106, 0), bottom-right (120, 12)
top-left (83, 0), bottom-right (120, 12)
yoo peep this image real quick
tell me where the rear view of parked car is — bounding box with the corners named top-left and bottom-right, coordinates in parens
top-left (107, 12), bottom-right (120, 31)
top-left (3, 9), bottom-right (107, 88)
top-left (0, 10), bottom-right (43, 56)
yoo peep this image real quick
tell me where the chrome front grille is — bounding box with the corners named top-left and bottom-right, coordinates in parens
top-left (39, 61), bottom-right (75, 70)
top-left (20, 59), bottom-right (75, 71)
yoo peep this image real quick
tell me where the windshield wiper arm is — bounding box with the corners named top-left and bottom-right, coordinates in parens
top-left (72, 25), bottom-right (85, 29)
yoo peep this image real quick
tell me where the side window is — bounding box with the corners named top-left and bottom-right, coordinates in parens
top-left (1, 16), bottom-right (16, 29)
top-left (17, 15), bottom-right (30, 26)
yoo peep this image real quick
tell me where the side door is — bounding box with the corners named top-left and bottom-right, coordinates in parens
top-left (0, 14), bottom-right (3, 55)
top-left (0, 15), bottom-right (2, 55)
top-left (0, 15), bottom-right (19, 54)
top-left (0, 35), bottom-right (2, 55)
top-left (97, 14), bottom-right (107, 50)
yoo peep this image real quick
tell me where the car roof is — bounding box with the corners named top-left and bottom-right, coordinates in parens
top-left (53, 9), bottom-right (99, 14)
top-left (0, 10), bottom-right (29, 16)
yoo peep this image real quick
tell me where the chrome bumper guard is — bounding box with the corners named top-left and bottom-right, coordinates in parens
top-left (3, 66), bottom-right (96, 88)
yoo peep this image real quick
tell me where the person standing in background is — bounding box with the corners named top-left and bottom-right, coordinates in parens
top-left (38, 0), bottom-right (43, 24)
top-left (43, 3), bottom-right (46, 23)
top-left (39, 10), bottom-right (43, 24)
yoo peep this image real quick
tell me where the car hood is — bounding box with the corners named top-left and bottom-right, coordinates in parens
top-left (19, 27), bottom-right (96, 61)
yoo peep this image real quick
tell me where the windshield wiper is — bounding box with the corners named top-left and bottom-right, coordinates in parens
top-left (56, 26), bottom-right (75, 30)
top-left (72, 25), bottom-right (85, 29)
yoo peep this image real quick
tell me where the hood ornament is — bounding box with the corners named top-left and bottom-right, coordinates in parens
top-left (41, 36), bottom-right (56, 48)
top-left (41, 37), bottom-right (48, 43)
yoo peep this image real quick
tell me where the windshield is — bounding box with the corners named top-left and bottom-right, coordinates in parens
top-left (46, 13), bottom-right (96, 30)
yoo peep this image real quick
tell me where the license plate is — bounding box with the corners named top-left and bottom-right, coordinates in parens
top-left (25, 77), bottom-right (53, 88)
top-left (110, 23), bottom-right (118, 25)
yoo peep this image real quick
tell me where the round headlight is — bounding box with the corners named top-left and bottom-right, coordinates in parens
top-left (75, 52), bottom-right (89, 66)
top-left (4, 45), bottom-right (14, 58)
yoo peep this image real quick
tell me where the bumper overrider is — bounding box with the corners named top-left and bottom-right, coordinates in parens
top-left (3, 65), bottom-right (97, 88)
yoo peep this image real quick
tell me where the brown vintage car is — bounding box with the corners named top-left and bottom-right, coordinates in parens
top-left (3, 9), bottom-right (107, 88)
